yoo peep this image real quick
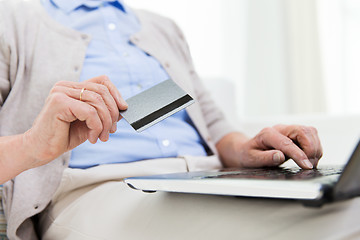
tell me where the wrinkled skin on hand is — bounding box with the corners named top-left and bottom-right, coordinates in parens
top-left (216, 124), bottom-right (323, 170)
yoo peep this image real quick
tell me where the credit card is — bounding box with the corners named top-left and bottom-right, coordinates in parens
top-left (120, 79), bottom-right (195, 132)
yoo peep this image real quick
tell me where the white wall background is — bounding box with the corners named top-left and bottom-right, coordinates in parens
top-left (128, 0), bottom-right (248, 122)
top-left (128, 0), bottom-right (360, 121)
top-left (318, 0), bottom-right (360, 115)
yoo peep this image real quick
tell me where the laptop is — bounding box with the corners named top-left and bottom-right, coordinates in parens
top-left (124, 139), bottom-right (360, 207)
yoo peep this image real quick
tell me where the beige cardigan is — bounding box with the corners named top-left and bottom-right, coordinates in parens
top-left (0, 0), bottom-right (236, 239)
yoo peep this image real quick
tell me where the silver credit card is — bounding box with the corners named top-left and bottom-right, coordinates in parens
top-left (120, 79), bottom-right (195, 132)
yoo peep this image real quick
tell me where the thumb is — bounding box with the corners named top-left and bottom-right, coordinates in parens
top-left (250, 149), bottom-right (286, 167)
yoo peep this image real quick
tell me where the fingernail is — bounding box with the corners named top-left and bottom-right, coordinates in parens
top-left (117, 95), bottom-right (128, 109)
top-left (273, 152), bottom-right (282, 165)
top-left (110, 122), bottom-right (117, 133)
top-left (122, 98), bottom-right (128, 108)
top-left (303, 159), bottom-right (313, 169)
top-left (102, 133), bottom-right (109, 142)
top-left (89, 132), bottom-right (97, 144)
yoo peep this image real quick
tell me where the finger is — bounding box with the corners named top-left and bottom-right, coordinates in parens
top-left (55, 95), bottom-right (103, 144)
top-left (75, 105), bottom-right (102, 144)
top-left (246, 149), bottom-right (286, 168)
top-left (80, 83), bottom-right (119, 124)
top-left (80, 90), bottom-right (112, 141)
top-left (110, 122), bottom-right (117, 134)
top-left (86, 75), bottom-right (128, 111)
top-left (53, 86), bottom-right (112, 142)
top-left (288, 126), bottom-right (318, 158)
top-left (55, 80), bottom-right (120, 124)
top-left (278, 125), bottom-right (323, 168)
top-left (311, 128), bottom-right (323, 167)
top-left (255, 128), bottom-right (313, 169)
top-left (304, 128), bottom-right (322, 168)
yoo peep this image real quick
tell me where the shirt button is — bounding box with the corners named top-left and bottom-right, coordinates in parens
top-left (136, 83), bottom-right (143, 89)
top-left (81, 34), bottom-right (88, 40)
top-left (164, 62), bottom-right (170, 68)
top-left (162, 139), bottom-right (170, 147)
top-left (122, 52), bottom-right (129, 57)
top-left (108, 23), bottom-right (116, 31)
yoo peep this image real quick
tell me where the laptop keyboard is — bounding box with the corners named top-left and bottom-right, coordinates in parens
top-left (202, 166), bottom-right (343, 181)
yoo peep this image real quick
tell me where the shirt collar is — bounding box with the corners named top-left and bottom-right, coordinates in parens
top-left (51, 0), bottom-right (126, 14)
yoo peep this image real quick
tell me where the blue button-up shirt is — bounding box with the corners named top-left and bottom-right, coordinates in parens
top-left (41, 0), bottom-right (207, 168)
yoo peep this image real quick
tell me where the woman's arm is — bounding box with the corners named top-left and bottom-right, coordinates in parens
top-left (0, 134), bottom-right (37, 184)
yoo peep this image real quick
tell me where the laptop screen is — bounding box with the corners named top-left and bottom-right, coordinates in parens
top-left (333, 140), bottom-right (360, 200)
